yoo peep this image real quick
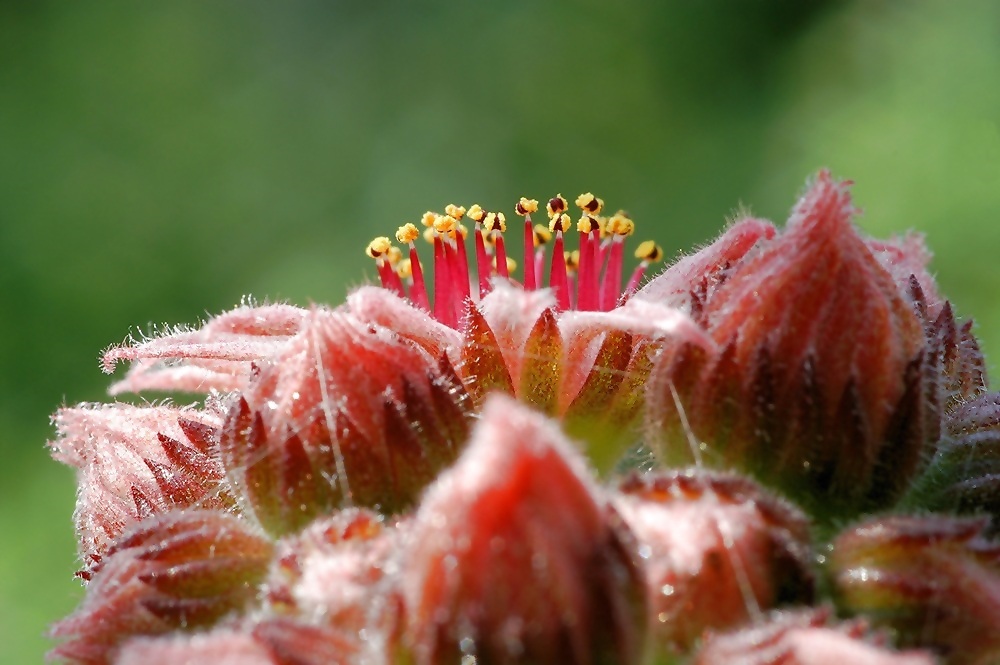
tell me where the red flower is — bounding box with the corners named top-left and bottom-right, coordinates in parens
top-left (47, 176), bottom-right (999, 665)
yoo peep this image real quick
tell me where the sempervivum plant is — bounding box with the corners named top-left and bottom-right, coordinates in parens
top-left (49, 171), bottom-right (1000, 664)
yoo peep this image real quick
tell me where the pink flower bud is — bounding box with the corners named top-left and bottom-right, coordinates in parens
top-left (694, 608), bottom-right (935, 665)
top-left (49, 510), bottom-right (273, 664)
top-left (647, 172), bottom-right (933, 515)
top-left (614, 470), bottom-right (813, 655)
top-left (264, 508), bottom-right (404, 659)
top-left (49, 404), bottom-right (231, 574)
top-left (401, 396), bottom-right (647, 665)
top-left (219, 302), bottom-right (473, 533)
top-left (634, 216), bottom-right (776, 313)
top-left (833, 514), bottom-right (1000, 662)
top-left (117, 619), bottom-right (359, 665)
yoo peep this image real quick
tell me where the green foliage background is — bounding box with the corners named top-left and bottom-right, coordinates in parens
top-left (1, 2), bottom-right (998, 662)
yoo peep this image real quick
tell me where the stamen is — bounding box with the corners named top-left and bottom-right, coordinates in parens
top-left (574, 192), bottom-right (604, 215)
top-left (516, 197), bottom-right (539, 291)
top-left (485, 212), bottom-right (509, 280)
top-left (453, 223), bottom-right (472, 315)
top-left (396, 258), bottom-right (412, 280)
top-left (600, 212), bottom-right (635, 311)
top-left (575, 206), bottom-right (603, 312)
top-left (625, 240), bottom-right (664, 297)
top-left (468, 204), bottom-right (491, 297)
top-left (366, 237), bottom-right (406, 298)
top-left (548, 213), bottom-right (572, 310)
top-left (396, 223), bottom-right (429, 310)
top-left (565, 250), bottom-right (580, 309)
top-left (434, 215), bottom-right (469, 322)
top-left (546, 194), bottom-right (568, 219)
top-left (493, 255), bottom-right (517, 278)
top-left (367, 192), bottom-right (655, 328)
top-left (449, 216), bottom-right (472, 305)
top-left (432, 230), bottom-right (455, 327)
top-left (532, 224), bottom-right (552, 290)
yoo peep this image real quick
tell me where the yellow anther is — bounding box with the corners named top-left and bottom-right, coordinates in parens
top-left (575, 192), bottom-right (604, 214)
top-left (386, 246), bottom-right (403, 265)
top-left (423, 226), bottom-right (437, 244)
top-left (532, 224), bottom-right (552, 247)
top-left (366, 236), bottom-right (393, 259)
top-left (548, 213), bottom-right (571, 234)
top-left (565, 250), bottom-right (580, 272)
top-left (445, 204), bottom-right (466, 220)
top-left (421, 211), bottom-right (439, 228)
top-left (546, 194), bottom-right (568, 219)
top-left (607, 212), bottom-right (635, 237)
top-left (434, 214), bottom-right (458, 235)
top-left (396, 258), bottom-right (413, 280)
top-left (456, 223), bottom-right (469, 240)
top-left (515, 197), bottom-right (539, 216)
top-left (396, 223), bottom-right (421, 244)
top-left (484, 212), bottom-right (507, 233)
top-left (634, 240), bottom-right (664, 263)
top-left (493, 255), bottom-right (517, 274)
top-left (577, 214), bottom-right (600, 234)
top-left (467, 204), bottom-right (486, 223)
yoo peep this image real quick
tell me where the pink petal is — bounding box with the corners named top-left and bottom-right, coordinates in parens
top-left (50, 403), bottom-right (226, 564)
top-left (102, 302), bottom-right (307, 395)
top-left (635, 216), bottom-right (776, 311)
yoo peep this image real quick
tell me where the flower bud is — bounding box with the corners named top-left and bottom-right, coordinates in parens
top-left (221, 303), bottom-right (473, 534)
top-left (614, 470), bottom-right (814, 655)
top-left (694, 608), bottom-right (935, 665)
top-left (402, 396), bottom-right (647, 665)
top-left (49, 404), bottom-right (232, 574)
top-left (49, 510), bottom-right (273, 664)
top-left (264, 508), bottom-right (404, 658)
top-left (832, 514), bottom-right (1000, 661)
top-left (634, 216), bottom-right (776, 314)
top-left (647, 172), bottom-right (933, 516)
top-left (117, 619), bottom-right (358, 665)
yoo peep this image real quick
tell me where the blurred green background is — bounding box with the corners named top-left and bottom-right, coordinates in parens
top-left (1, 1), bottom-right (998, 661)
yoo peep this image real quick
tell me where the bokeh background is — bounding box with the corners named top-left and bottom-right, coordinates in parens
top-left (2, 1), bottom-right (999, 661)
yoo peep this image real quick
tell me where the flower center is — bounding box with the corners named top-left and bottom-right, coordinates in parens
top-left (366, 193), bottom-right (662, 328)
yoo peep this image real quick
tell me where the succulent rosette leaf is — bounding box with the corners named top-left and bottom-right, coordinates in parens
top-left (47, 176), bottom-right (1000, 664)
top-left (902, 392), bottom-right (1000, 525)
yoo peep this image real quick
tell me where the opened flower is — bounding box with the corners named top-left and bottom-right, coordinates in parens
top-left (49, 175), bottom-right (1000, 664)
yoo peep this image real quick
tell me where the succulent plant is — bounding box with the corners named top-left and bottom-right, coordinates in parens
top-left (49, 172), bottom-right (1000, 664)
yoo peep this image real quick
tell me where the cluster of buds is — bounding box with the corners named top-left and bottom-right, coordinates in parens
top-left (49, 172), bottom-right (1000, 664)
